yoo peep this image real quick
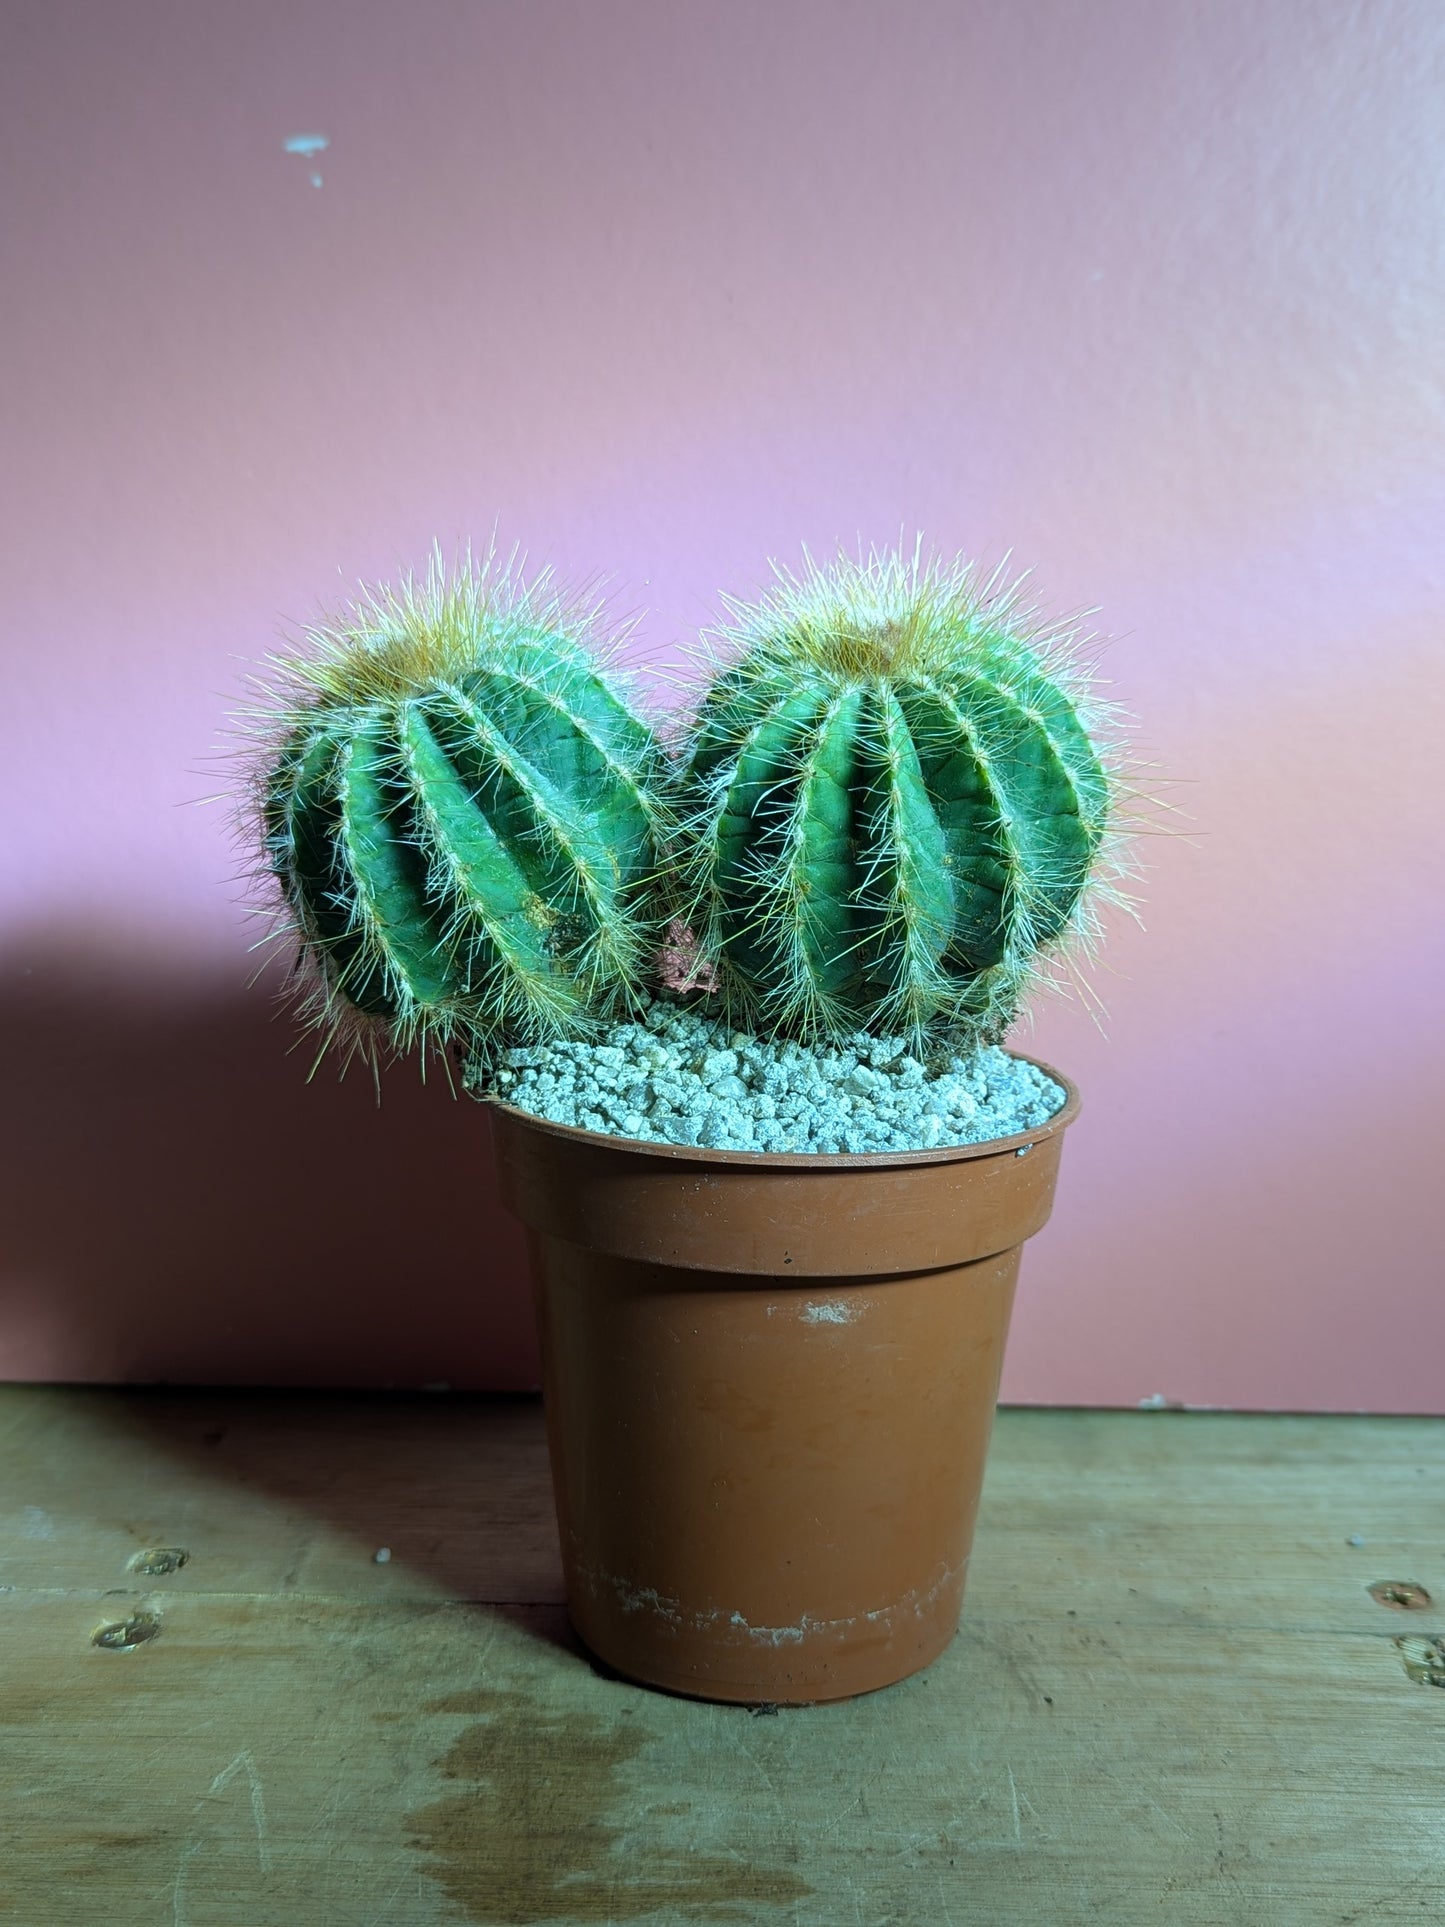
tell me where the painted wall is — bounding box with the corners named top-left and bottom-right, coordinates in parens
top-left (3, 0), bottom-right (1442, 1408)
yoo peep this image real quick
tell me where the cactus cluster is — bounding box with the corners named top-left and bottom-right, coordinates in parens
top-left (245, 549), bottom-right (672, 1071)
top-left (674, 546), bottom-right (1127, 1047)
top-left (241, 541), bottom-right (1134, 1075)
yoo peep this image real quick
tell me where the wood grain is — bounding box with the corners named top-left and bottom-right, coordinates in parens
top-left (1, 1389), bottom-right (1441, 1925)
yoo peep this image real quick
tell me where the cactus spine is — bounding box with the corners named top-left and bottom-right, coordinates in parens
top-left (249, 550), bottom-right (671, 1068)
top-left (676, 546), bottom-right (1126, 1046)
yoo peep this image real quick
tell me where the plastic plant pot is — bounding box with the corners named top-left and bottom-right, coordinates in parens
top-left (488, 1055), bottom-right (1081, 1704)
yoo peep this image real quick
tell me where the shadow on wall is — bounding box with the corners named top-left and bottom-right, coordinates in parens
top-left (0, 941), bottom-right (538, 1388)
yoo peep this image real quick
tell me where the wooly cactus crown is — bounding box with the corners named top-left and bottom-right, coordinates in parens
top-left (674, 546), bottom-right (1130, 1048)
top-left (245, 549), bottom-right (672, 1072)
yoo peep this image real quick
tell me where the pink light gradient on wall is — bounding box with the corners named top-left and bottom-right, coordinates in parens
top-left (2, 0), bottom-right (1442, 1408)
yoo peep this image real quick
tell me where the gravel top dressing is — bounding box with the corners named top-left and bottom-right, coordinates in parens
top-left (478, 1000), bottom-right (1067, 1155)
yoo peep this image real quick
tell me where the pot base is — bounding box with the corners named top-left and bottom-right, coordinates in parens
top-left (569, 1605), bottom-right (962, 1706)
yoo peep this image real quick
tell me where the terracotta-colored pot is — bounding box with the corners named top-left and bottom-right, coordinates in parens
top-left (488, 1053), bottom-right (1081, 1704)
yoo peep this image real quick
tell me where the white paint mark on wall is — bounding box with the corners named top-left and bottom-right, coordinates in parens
top-left (282, 134), bottom-right (328, 187)
top-left (20, 1506), bottom-right (53, 1539)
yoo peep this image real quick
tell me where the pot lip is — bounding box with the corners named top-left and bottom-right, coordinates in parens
top-left (483, 1048), bottom-right (1081, 1170)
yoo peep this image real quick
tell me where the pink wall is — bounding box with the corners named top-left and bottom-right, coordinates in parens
top-left (3, 0), bottom-right (1442, 1408)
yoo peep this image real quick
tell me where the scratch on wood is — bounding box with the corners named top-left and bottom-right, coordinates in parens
top-left (370, 1867), bottom-right (419, 1922)
top-left (171, 1747), bottom-right (272, 1924)
top-left (209, 1749), bottom-right (272, 1871)
top-left (171, 1839), bottom-right (200, 1927)
top-left (1144, 1796), bottom-right (1192, 1843)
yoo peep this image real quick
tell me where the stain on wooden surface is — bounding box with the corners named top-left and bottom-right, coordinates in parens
top-left (409, 1685), bottom-right (810, 1921)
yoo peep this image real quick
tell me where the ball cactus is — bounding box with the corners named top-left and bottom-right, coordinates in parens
top-left (674, 545), bottom-right (1133, 1046)
top-left (243, 549), bottom-right (673, 1071)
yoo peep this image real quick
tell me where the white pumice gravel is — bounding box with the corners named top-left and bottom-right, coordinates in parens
top-left (475, 1000), bottom-right (1066, 1155)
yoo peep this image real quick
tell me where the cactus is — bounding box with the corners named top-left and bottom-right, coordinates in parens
top-left (674, 545), bottom-right (1132, 1047)
top-left (244, 548), bottom-right (673, 1071)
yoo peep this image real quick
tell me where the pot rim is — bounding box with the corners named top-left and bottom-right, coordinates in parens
top-left (483, 1047), bottom-right (1081, 1170)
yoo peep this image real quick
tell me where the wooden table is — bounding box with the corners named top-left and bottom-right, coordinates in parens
top-left (1, 1389), bottom-right (1440, 1924)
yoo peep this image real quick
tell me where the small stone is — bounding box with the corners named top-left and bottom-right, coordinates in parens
top-left (373, 1547), bottom-right (392, 1564)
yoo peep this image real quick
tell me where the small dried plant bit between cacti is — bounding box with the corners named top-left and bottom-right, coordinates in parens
top-left (236, 544), bottom-right (676, 1076)
top-left (656, 917), bottom-right (722, 996)
top-left (673, 542), bottom-right (1143, 1049)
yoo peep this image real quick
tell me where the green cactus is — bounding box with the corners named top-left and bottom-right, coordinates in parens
top-left (246, 549), bottom-right (672, 1070)
top-left (674, 545), bottom-right (1130, 1046)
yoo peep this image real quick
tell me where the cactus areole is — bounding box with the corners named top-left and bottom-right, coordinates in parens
top-left (254, 557), bottom-right (671, 1067)
top-left (676, 552), bottom-right (1113, 1046)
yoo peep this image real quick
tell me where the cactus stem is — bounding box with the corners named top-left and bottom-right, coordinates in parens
top-left (673, 541), bottom-right (1150, 1047)
top-left (235, 544), bottom-right (674, 1077)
